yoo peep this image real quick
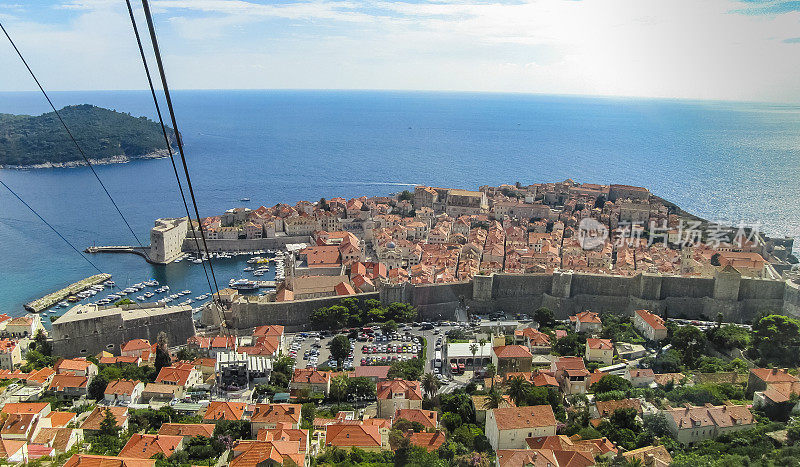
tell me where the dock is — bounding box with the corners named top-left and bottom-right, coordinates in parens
top-left (85, 245), bottom-right (153, 263)
top-left (24, 273), bottom-right (112, 313)
top-left (255, 281), bottom-right (277, 288)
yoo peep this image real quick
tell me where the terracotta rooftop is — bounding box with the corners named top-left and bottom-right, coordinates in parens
top-left (635, 309), bottom-right (667, 330)
top-left (493, 345), bottom-right (534, 359)
top-left (325, 423), bottom-right (381, 448)
top-left (63, 454), bottom-right (156, 467)
top-left (119, 434), bottom-right (183, 459)
top-left (203, 401), bottom-right (247, 421)
top-left (492, 405), bottom-right (557, 431)
top-left (408, 431), bottom-right (446, 452)
top-left (586, 338), bottom-right (613, 350)
top-left (250, 404), bottom-right (302, 425)
top-left (158, 423), bottom-right (215, 438)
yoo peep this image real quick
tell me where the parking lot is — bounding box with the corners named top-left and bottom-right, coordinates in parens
top-left (283, 321), bottom-right (474, 384)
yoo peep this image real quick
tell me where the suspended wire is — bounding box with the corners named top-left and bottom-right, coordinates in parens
top-left (124, 0), bottom-right (217, 307)
top-left (0, 21), bottom-right (151, 262)
top-left (138, 0), bottom-right (224, 306)
top-left (1, 179), bottom-right (104, 274)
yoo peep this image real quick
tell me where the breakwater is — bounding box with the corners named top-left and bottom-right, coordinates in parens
top-left (24, 273), bottom-right (111, 313)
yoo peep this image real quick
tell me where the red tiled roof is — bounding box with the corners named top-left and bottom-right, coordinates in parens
top-left (80, 406), bottom-right (128, 431)
top-left (250, 404), bottom-right (302, 425)
top-left (408, 431), bottom-right (446, 452)
top-left (49, 374), bottom-right (88, 390)
top-left (119, 434), bottom-right (183, 459)
top-left (1, 402), bottom-right (49, 415)
top-left (376, 379), bottom-right (422, 401)
top-left (570, 311), bottom-right (601, 324)
top-left (635, 309), bottom-right (666, 330)
top-left (751, 368), bottom-right (799, 384)
top-left (492, 405), bottom-right (557, 430)
top-left (105, 379), bottom-right (140, 396)
top-left (120, 339), bottom-right (151, 352)
top-left (493, 345), bottom-right (533, 359)
top-left (158, 423), bottom-right (215, 438)
top-left (63, 454), bottom-right (156, 467)
top-left (394, 409), bottom-right (438, 429)
top-left (203, 402), bottom-right (246, 421)
top-left (325, 423), bottom-right (381, 448)
top-left (586, 338), bottom-right (613, 350)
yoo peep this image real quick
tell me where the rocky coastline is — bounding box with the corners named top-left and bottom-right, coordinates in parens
top-left (0, 148), bottom-right (171, 170)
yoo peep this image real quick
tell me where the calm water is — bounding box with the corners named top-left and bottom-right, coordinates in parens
top-left (2, 90), bottom-right (800, 317)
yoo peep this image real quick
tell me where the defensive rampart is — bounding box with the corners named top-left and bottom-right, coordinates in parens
top-left (221, 271), bottom-right (800, 331)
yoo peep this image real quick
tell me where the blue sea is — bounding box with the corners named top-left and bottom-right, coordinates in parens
top-left (2, 90), bottom-right (800, 319)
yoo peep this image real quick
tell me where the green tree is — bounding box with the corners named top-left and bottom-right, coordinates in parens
top-left (381, 320), bottom-right (398, 334)
top-left (330, 374), bottom-right (349, 409)
top-left (534, 307), bottom-right (555, 328)
top-left (99, 408), bottom-right (120, 437)
top-left (329, 335), bottom-right (351, 369)
top-left (553, 332), bottom-right (585, 356)
top-left (347, 377), bottom-right (377, 400)
top-left (441, 412), bottom-right (462, 432)
top-left (88, 374), bottom-right (109, 401)
top-left (508, 375), bottom-right (531, 406)
top-left (484, 389), bottom-right (504, 409)
top-left (422, 372), bottom-right (439, 399)
top-left (115, 298), bottom-right (135, 306)
top-left (671, 325), bottom-right (707, 367)
top-left (469, 343), bottom-right (479, 372)
top-left (592, 374), bottom-right (632, 393)
top-left (752, 314), bottom-right (800, 366)
top-left (33, 330), bottom-right (52, 356)
top-left (398, 190), bottom-right (413, 202)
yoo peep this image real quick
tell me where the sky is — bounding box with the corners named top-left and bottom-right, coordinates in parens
top-left (1, 0), bottom-right (800, 102)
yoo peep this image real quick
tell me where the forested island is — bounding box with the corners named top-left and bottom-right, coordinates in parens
top-left (0, 104), bottom-right (177, 168)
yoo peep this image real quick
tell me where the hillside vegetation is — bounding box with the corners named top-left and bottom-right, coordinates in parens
top-left (0, 104), bottom-right (177, 167)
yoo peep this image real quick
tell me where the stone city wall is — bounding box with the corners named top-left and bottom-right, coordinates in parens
top-left (220, 271), bottom-right (798, 332)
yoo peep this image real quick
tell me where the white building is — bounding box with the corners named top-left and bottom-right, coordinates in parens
top-left (150, 217), bottom-right (188, 264)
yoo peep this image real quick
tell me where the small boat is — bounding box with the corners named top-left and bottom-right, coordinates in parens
top-left (243, 267), bottom-right (254, 272)
top-left (192, 258), bottom-right (202, 264)
top-left (240, 197), bottom-right (250, 202)
top-left (104, 280), bottom-right (115, 287)
top-left (67, 295), bottom-right (80, 302)
top-left (181, 290), bottom-right (191, 295)
top-left (230, 279), bottom-right (259, 291)
top-left (174, 258), bottom-right (183, 263)
top-left (58, 301), bottom-right (68, 308)
top-left (144, 292), bottom-right (154, 298)
top-left (253, 271), bottom-right (264, 276)
top-left (137, 296), bottom-right (145, 301)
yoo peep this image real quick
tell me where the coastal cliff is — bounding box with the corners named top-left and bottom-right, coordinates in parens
top-left (0, 104), bottom-right (177, 168)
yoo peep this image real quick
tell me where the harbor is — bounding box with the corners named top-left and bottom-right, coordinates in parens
top-left (23, 273), bottom-right (112, 313)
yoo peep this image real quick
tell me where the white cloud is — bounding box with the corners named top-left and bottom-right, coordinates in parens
top-left (2, 0), bottom-right (800, 102)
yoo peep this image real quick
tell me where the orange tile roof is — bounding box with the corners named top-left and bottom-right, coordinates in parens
top-left (203, 402), bottom-right (247, 421)
top-left (325, 423), bottom-right (382, 448)
top-left (49, 374), bottom-right (88, 390)
top-left (63, 454), bottom-right (156, 467)
top-left (158, 423), bottom-right (215, 438)
top-left (105, 379), bottom-right (140, 396)
top-left (586, 338), bottom-right (613, 350)
top-left (155, 366), bottom-right (193, 387)
top-left (570, 311), bottom-right (601, 324)
top-left (253, 325), bottom-right (284, 337)
top-left (120, 339), bottom-right (152, 352)
top-left (595, 399), bottom-right (642, 417)
top-left (46, 411), bottom-right (77, 428)
top-left (119, 434), bottom-right (183, 459)
top-left (256, 427), bottom-right (309, 452)
top-left (408, 431), bottom-right (446, 452)
top-left (292, 369), bottom-right (331, 385)
top-left (1, 413), bottom-right (36, 437)
top-left (56, 358), bottom-right (93, 373)
top-left (492, 405), bottom-right (557, 431)
top-left (1, 402), bottom-right (49, 415)
top-left (394, 409), bottom-right (438, 429)
top-left (635, 309), bottom-right (666, 331)
top-left (496, 449), bottom-right (559, 467)
top-left (751, 368), bottom-right (799, 384)
top-left (250, 404), bottom-right (302, 425)
top-left (493, 345), bottom-right (533, 359)
top-left (230, 440), bottom-right (304, 467)
top-left (376, 379), bottom-right (422, 401)
top-left (81, 406), bottom-right (128, 431)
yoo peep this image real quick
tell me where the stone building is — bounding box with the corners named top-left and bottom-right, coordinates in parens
top-left (150, 217), bottom-right (188, 264)
top-left (51, 303), bottom-right (195, 358)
